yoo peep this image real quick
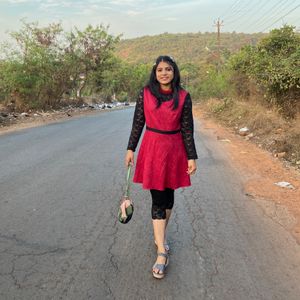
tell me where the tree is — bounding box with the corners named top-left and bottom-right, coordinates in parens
top-left (97, 58), bottom-right (149, 101)
top-left (65, 24), bottom-right (120, 97)
top-left (228, 25), bottom-right (300, 116)
top-left (0, 21), bottom-right (120, 110)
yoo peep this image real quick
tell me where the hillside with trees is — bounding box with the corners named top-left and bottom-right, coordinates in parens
top-left (115, 32), bottom-right (266, 65)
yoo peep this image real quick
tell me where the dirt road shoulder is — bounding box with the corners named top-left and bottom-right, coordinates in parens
top-left (194, 106), bottom-right (300, 244)
top-left (0, 107), bottom-right (125, 136)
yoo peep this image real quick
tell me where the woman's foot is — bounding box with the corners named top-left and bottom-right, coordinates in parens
top-left (152, 252), bottom-right (169, 279)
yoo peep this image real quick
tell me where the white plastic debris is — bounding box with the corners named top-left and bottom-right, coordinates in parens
top-left (220, 139), bottom-right (231, 143)
top-left (239, 127), bottom-right (250, 136)
top-left (274, 181), bottom-right (295, 189)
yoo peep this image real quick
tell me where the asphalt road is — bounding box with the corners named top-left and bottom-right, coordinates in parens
top-left (0, 108), bottom-right (300, 300)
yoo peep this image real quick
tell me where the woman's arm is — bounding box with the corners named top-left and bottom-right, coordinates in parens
top-left (181, 93), bottom-right (198, 160)
top-left (125, 89), bottom-right (145, 166)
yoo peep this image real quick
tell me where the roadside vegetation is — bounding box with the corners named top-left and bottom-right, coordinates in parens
top-left (0, 22), bottom-right (266, 111)
top-left (0, 22), bottom-right (299, 167)
top-left (192, 25), bottom-right (300, 168)
top-left (0, 21), bottom-right (120, 111)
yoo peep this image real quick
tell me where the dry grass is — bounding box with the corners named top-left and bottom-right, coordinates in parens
top-left (195, 98), bottom-right (300, 168)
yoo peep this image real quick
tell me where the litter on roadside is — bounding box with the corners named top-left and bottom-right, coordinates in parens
top-left (219, 138), bottom-right (231, 143)
top-left (239, 127), bottom-right (250, 136)
top-left (274, 181), bottom-right (295, 189)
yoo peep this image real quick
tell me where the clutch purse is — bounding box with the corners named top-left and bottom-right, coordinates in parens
top-left (118, 165), bottom-right (134, 224)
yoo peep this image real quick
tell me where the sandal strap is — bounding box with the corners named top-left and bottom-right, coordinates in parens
top-left (164, 243), bottom-right (170, 251)
top-left (157, 252), bottom-right (168, 258)
top-left (153, 263), bottom-right (166, 273)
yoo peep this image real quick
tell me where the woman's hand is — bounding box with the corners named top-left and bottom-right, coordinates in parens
top-left (125, 150), bottom-right (134, 167)
top-left (187, 159), bottom-right (197, 175)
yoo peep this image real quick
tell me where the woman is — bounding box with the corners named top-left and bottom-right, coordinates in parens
top-left (125, 55), bottom-right (198, 279)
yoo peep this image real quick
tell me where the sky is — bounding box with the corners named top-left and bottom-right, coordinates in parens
top-left (0, 0), bottom-right (299, 42)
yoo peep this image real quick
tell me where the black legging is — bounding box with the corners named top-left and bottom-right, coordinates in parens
top-left (150, 188), bottom-right (174, 220)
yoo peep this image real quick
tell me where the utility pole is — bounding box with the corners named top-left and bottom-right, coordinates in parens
top-left (213, 18), bottom-right (224, 71)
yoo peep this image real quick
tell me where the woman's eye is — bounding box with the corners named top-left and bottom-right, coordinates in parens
top-left (157, 67), bottom-right (173, 72)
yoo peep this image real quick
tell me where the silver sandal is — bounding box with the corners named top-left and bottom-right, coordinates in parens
top-left (152, 252), bottom-right (169, 279)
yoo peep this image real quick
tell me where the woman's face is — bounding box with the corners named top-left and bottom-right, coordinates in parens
top-left (155, 61), bottom-right (174, 88)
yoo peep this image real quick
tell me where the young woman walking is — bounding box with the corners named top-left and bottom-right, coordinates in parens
top-left (125, 55), bottom-right (198, 279)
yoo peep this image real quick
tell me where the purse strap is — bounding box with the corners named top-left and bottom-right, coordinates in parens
top-left (124, 164), bottom-right (132, 199)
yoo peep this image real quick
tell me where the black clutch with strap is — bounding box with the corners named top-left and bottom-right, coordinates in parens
top-left (118, 165), bottom-right (134, 224)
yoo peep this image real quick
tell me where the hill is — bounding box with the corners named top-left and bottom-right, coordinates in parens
top-left (115, 32), bottom-right (267, 64)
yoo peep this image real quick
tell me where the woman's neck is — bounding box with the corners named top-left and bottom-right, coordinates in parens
top-left (160, 84), bottom-right (172, 91)
top-left (159, 88), bottom-right (172, 95)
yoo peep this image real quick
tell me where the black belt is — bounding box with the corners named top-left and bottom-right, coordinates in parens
top-left (146, 126), bottom-right (181, 134)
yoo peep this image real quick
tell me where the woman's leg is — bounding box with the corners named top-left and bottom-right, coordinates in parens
top-left (151, 189), bottom-right (174, 245)
top-left (150, 189), bottom-right (168, 274)
top-left (151, 189), bottom-right (167, 249)
top-left (165, 209), bottom-right (172, 228)
top-left (152, 219), bottom-right (166, 253)
top-left (152, 219), bottom-right (167, 275)
top-left (165, 188), bottom-right (175, 230)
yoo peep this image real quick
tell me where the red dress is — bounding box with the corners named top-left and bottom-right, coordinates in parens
top-left (133, 87), bottom-right (191, 191)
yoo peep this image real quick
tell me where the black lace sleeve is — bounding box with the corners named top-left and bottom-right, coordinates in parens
top-left (181, 93), bottom-right (198, 160)
top-left (127, 89), bottom-right (145, 151)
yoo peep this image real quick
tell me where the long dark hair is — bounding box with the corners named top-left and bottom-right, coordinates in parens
top-left (147, 55), bottom-right (181, 110)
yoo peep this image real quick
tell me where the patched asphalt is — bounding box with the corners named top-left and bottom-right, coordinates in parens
top-left (0, 108), bottom-right (300, 300)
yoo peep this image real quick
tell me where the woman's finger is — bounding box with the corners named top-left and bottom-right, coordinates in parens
top-left (189, 167), bottom-right (197, 175)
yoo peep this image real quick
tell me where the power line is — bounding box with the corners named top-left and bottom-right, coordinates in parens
top-left (217, 0), bottom-right (300, 34)
top-left (252, 0), bottom-right (296, 30)
top-left (221, 0), bottom-right (260, 23)
top-left (262, 4), bottom-right (300, 31)
top-left (225, 0), bottom-right (264, 25)
top-left (246, 0), bottom-right (291, 29)
top-left (236, 1), bottom-right (271, 28)
top-left (227, 0), bottom-right (272, 27)
top-left (219, 0), bottom-right (242, 19)
top-left (228, 0), bottom-right (287, 27)
top-left (221, 0), bottom-right (299, 33)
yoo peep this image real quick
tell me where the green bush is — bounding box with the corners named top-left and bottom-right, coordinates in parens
top-left (228, 25), bottom-right (300, 116)
top-left (203, 68), bottom-right (230, 98)
top-left (0, 21), bottom-right (119, 111)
